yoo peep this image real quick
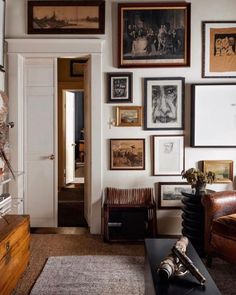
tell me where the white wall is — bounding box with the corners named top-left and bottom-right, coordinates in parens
top-left (5, 0), bottom-right (236, 234)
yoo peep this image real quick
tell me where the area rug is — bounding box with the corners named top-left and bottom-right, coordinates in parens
top-left (30, 255), bottom-right (145, 295)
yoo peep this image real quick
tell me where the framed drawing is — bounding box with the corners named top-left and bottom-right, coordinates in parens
top-left (0, 0), bottom-right (5, 72)
top-left (116, 106), bottom-right (142, 127)
top-left (202, 160), bottom-right (233, 183)
top-left (153, 135), bottom-right (184, 176)
top-left (107, 72), bottom-right (133, 103)
top-left (191, 83), bottom-right (236, 147)
top-left (110, 138), bottom-right (145, 170)
top-left (118, 2), bottom-right (191, 68)
top-left (144, 77), bottom-right (185, 130)
top-left (70, 60), bottom-right (86, 77)
top-left (28, 0), bottom-right (105, 34)
top-left (158, 182), bottom-right (190, 209)
top-left (202, 21), bottom-right (236, 78)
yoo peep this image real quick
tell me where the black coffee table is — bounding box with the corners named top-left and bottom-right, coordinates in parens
top-left (145, 239), bottom-right (221, 295)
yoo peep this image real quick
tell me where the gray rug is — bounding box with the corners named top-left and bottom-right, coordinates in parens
top-left (30, 255), bottom-right (144, 295)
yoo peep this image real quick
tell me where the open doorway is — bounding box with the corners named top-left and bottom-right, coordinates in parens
top-left (57, 58), bottom-right (88, 227)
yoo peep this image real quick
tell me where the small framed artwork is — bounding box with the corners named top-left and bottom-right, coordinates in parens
top-left (158, 182), bottom-right (191, 209)
top-left (116, 106), bottom-right (142, 127)
top-left (28, 0), bottom-right (105, 34)
top-left (191, 83), bottom-right (236, 147)
top-left (110, 138), bottom-right (145, 170)
top-left (153, 135), bottom-right (184, 176)
top-left (144, 77), bottom-right (185, 130)
top-left (107, 72), bottom-right (133, 103)
top-left (202, 21), bottom-right (236, 78)
top-left (0, 0), bottom-right (5, 72)
top-left (70, 60), bottom-right (86, 77)
top-left (202, 160), bottom-right (233, 183)
top-left (118, 2), bottom-right (191, 68)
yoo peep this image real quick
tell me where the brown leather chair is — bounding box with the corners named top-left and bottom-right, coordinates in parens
top-left (202, 191), bottom-right (236, 264)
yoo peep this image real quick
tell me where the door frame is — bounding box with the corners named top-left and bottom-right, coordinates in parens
top-left (7, 39), bottom-right (104, 234)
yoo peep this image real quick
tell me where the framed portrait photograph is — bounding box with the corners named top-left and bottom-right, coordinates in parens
top-left (107, 72), bottom-right (133, 103)
top-left (118, 2), bottom-right (191, 68)
top-left (158, 182), bottom-right (190, 209)
top-left (28, 0), bottom-right (105, 34)
top-left (144, 77), bottom-right (184, 130)
top-left (116, 106), bottom-right (142, 127)
top-left (191, 83), bottom-right (236, 147)
top-left (110, 138), bottom-right (145, 170)
top-left (0, 0), bottom-right (5, 72)
top-left (202, 21), bottom-right (236, 78)
top-left (153, 135), bottom-right (184, 176)
top-left (202, 160), bottom-right (233, 183)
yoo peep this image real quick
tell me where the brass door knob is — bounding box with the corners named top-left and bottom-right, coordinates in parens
top-left (48, 154), bottom-right (55, 160)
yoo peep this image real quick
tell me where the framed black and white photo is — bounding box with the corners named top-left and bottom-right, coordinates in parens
top-left (191, 84), bottom-right (236, 147)
top-left (202, 21), bottom-right (236, 78)
top-left (153, 135), bottom-right (184, 176)
top-left (144, 77), bottom-right (184, 130)
top-left (118, 2), bottom-right (191, 68)
top-left (0, 0), bottom-right (5, 72)
top-left (158, 182), bottom-right (190, 209)
top-left (107, 72), bottom-right (133, 103)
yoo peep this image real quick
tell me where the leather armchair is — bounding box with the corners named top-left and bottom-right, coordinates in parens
top-left (202, 191), bottom-right (236, 264)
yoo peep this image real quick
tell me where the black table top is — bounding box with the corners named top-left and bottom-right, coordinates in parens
top-left (145, 239), bottom-right (221, 295)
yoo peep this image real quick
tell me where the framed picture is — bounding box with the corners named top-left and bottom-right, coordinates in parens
top-left (202, 21), bottom-right (236, 78)
top-left (116, 106), bottom-right (142, 127)
top-left (144, 77), bottom-right (185, 130)
top-left (0, 0), bottom-right (5, 72)
top-left (191, 84), bottom-right (236, 147)
top-left (107, 72), bottom-right (133, 103)
top-left (202, 160), bottom-right (233, 183)
top-left (28, 0), bottom-right (105, 34)
top-left (70, 60), bottom-right (86, 77)
top-left (158, 182), bottom-right (191, 209)
top-left (118, 2), bottom-right (191, 68)
top-left (110, 138), bottom-right (145, 170)
top-left (153, 135), bottom-right (184, 176)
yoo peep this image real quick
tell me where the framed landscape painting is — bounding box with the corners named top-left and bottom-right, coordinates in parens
top-left (116, 106), bottom-right (142, 127)
top-left (202, 21), bottom-right (236, 78)
top-left (110, 139), bottom-right (145, 170)
top-left (28, 0), bottom-right (105, 34)
top-left (202, 160), bottom-right (233, 183)
top-left (118, 2), bottom-right (191, 67)
top-left (144, 77), bottom-right (184, 130)
top-left (158, 182), bottom-right (190, 209)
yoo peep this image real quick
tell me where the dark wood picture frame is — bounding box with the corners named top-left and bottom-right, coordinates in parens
top-left (110, 138), bottom-right (145, 170)
top-left (70, 60), bottom-right (85, 77)
top-left (202, 160), bottom-right (233, 183)
top-left (118, 2), bottom-right (191, 68)
top-left (158, 182), bottom-right (190, 209)
top-left (107, 72), bottom-right (133, 103)
top-left (0, 0), bottom-right (5, 72)
top-left (28, 0), bottom-right (105, 34)
top-left (144, 77), bottom-right (185, 130)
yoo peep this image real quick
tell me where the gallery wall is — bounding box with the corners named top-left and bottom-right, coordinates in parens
top-left (5, 0), bottom-right (236, 234)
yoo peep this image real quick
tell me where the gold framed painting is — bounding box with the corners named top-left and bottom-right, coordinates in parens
top-left (116, 106), bottom-right (142, 127)
top-left (202, 160), bottom-right (233, 183)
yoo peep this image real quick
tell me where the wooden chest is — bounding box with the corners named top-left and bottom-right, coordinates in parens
top-left (0, 215), bottom-right (30, 295)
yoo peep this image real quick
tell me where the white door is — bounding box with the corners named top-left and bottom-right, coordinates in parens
top-left (65, 91), bottom-right (75, 184)
top-left (24, 58), bottom-right (56, 227)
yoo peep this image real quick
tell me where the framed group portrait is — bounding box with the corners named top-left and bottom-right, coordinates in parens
top-left (118, 2), bottom-right (191, 68)
top-left (144, 77), bottom-right (185, 130)
top-left (116, 106), bottom-right (142, 127)
top-left (202, 160), bottom-right (233, 183)
top-left (202, 21), bottom-right (236, 78)
top-left (110, 138), bottom-right (145, 170)
top-left (107, 72), bottom-right (133, 103)
top-left (153, 135), bottom-right (184, 176)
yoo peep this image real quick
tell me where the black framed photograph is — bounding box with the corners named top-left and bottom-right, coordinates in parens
top-left (144, 77), bottom-right (185, 130)
top-left (0, 0), bottom-right (5, 72)
top-left (28, 0), bottom-right (105, 34)
top-left (202, 21), bottom-right (236, 78)
top-left (107, 72), bottom-right (133, 103)
top-left (158, 182), bottom-right (190, 209)
top-left (153, 135), bottom-right (184, 176)
top-left (118, 2), bottom-right (191, 68)
top-left (110, 138), bottom-right (145, 170)
top-left (191, 83), bottom-right (236, 147)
